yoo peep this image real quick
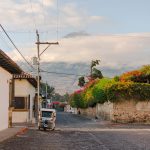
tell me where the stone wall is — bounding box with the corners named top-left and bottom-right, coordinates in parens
top-left (79, 107), bottom-right (96, 118)
top-left (113, 100), bottom-right (150, 123)
top-left (79, 100), bottom-right (150, 123)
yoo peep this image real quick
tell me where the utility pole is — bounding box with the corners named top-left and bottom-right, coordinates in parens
top-left (36, 30), bottom-right (40, 121)
top-left (36, 30), bottom-right (59, 121)
top-left (46, 82), bottom-right (47, 100)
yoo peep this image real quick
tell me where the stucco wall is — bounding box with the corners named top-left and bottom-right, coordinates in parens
top-left (12, 111), bottom-right (29, 123)
top-left (0, 67), bottom-right (12, 131)
top-left (13, 79), bottom-right (35, 123)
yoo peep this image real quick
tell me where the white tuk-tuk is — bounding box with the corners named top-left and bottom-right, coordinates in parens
top-left (38, 108), bottom-right (56, 131)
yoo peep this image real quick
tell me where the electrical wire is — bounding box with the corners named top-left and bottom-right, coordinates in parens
top-left (0, 32), bottom-right (12, 50)
top-left (0, 24), bottom-right (35, 70)
top-left (29, 0), bottom-right (37, 30)
top-left (40, 69), bottom-right (84, 77)
top-left (56, 0), bottom-right (59, 42)
top-left (0, 29), bottom-right (150, 39)
top-left (42, 0), bottom-right (45, 21)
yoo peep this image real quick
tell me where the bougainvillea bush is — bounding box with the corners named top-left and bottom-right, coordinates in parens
top-left (70, 65), bottom-right (150, 108)
top-left (70, 78), bottom-right (114, 108)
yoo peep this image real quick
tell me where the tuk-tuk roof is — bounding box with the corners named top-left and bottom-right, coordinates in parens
top-left (40, 108), bottom-right (56, 112)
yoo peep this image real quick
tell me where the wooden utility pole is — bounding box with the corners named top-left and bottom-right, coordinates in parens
top-left (36, 30), bottom-right (58, 121)
top-left (46, 82), bottom-right (48, 100)
top-left (36, 30), bottom-right (40, 121)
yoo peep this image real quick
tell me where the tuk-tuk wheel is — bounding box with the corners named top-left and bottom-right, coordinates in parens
top-left (51, 127), bottom-right (55, 131)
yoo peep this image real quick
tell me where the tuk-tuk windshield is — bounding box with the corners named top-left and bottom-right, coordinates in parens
top-left (42, 111), bottom-right (53, 118)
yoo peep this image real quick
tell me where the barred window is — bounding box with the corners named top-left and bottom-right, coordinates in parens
top-left (14, 97), bottom-right (27, 109)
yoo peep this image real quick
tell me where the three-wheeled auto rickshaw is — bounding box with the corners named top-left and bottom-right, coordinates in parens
top-left (38, 108), bottom-right (56, 131)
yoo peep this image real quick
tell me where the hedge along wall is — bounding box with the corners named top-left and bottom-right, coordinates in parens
top-left (106, 82), bottom-right (150, 102)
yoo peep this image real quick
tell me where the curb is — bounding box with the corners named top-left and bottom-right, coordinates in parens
top-left (16, 127), bottom-right (28, 136)
top-left (0, 127), bottom-right (28, 143)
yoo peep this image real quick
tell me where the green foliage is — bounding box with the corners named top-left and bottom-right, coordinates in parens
top-left (71, 65), bottom-right (150, 109)
top-left (91, 68), bottom-right (103, 79)
top-left (114, 76), bottom-right (120, 82)
top-left (70, 93), bottom-right (86, 108)
top-left (83, 78), bottom-right (114, 107)
top-left (40, 82), bottom-right (55, 98)
top-left (52, 93), bottom-right (69, 102)
top-left (92, 78), bottom-right (115, 104)
top-left (106, 82), bottom-right (150, 102)
top-left (140, 65), bottom-right (150, 75)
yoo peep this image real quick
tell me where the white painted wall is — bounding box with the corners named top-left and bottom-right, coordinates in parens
top-left (13, 79), bottom-right (35, 123)
top-left (12, 112), bottom-right (29, 123)
top-left (0, 67), bottom-right (12, 131)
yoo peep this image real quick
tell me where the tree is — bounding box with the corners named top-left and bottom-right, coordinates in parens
top-left (63, 93), bottom-right (70, 102)
top-left (51, 93), bottom-right (62, 101)
top-left (90, 60), bottom-right (103, 80)
top-left (90, 60), bottom-right (100, 76)
top-left (78, 76), bottom-right (85, 87)
top-left (91, 68), bottom-right (103, 79)
top-left (40, 82), bottom-right (55, 98)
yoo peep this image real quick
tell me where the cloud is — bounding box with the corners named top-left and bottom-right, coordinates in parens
top-left (7, 33), bottom-right (150, 69)
top-left (0, 0), bottom-right (106, 31)
top-left (40, 0), bottom-right (55, 7)
top-left (60, 3), bottom-right (105, 28)
top-left (64, 31), bottom-right (90, 38)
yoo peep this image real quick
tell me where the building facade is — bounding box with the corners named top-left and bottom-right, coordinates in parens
top-left (13, 73), bottom-right (37, 123)
top-left (0, 49), bottom-right (22, 131)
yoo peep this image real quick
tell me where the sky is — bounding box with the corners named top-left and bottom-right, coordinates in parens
top-left (0, 0), bottom-right (150, 72)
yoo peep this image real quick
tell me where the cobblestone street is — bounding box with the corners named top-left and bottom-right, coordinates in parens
top-left (1, 112), bottom-right (150, 150)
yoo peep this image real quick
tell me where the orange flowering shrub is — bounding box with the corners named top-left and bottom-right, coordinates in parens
top-left (120, 70), bottom-right (142, 82)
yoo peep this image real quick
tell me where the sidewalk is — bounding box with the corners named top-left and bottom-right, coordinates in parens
top-left (0, 127), bottom-right (27, 143)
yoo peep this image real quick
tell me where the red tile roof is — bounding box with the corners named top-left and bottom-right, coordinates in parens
top-left (0, 49), bottom-right (22, 74)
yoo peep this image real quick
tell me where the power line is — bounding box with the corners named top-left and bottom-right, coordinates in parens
top-left (56, 0), bottom-right (59, 41)
top-left (29, 0), bottom-right (37, 30)
top-left (0, 32), bottom-right (12, 50)
top-left (1, 29), bottom-right (150, 39)
top-left (0, 24), bottom-right (35, 70)
top-left (42, 0), bottom-right (46, 32)
top-left (40, 69), bottom-right (84, 77)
